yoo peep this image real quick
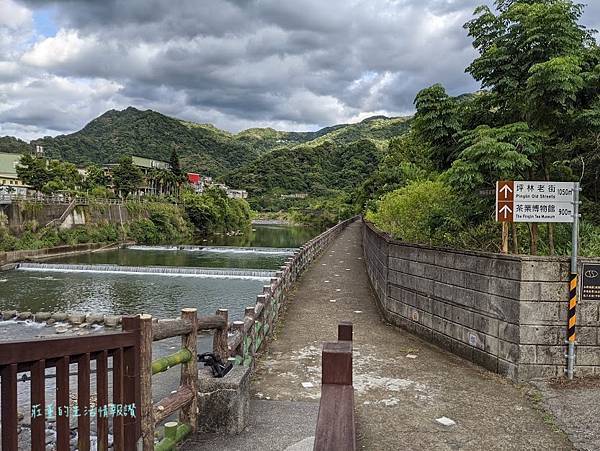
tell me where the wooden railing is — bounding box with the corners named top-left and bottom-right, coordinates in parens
top-left (138, 309), bottom-right (228, 450)
top-left (227, 216), bottom-right (359, 367)
top-left (314, 322), bottom-right (356, 451)
top-left (0, 316), bottom-right (142, 450)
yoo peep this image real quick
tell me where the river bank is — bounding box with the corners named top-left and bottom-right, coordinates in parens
top-left (0, 241), bottom-right (126, 269)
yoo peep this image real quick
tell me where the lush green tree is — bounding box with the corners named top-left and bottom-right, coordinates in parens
top-left (445, 123), bottom-right (542, 190)
top-left (413, 84), bottom-right (461, 169)
top-left (354, 132), bottom-right (434, 212)
top-left (83, 164), bottom-right (110, 190)
top-left (367, 180), bottom-right (464, 245)
top-left (182, 187), bottom-right (251, 234)
top-left (16, 154), bottom-right (51, 192)
top-left (46, 160), bottom-right (82, 192)
top-left (170, 147), bottom-right (183, 179)
top-left (465, 0), bottom-right (594, 123)
top-left (112, 156), bottom-right (143, 198)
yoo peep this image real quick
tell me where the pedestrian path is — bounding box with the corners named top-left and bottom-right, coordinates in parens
top-left (250, 222), bottom-right (571, 450)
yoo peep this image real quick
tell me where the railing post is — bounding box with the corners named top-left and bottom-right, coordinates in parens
top-left (180, 308), bottom-right (198, 431)
top-left (139, 314), bottom-right (154, 450)
top-left (213, 308), bottom-right (229, 362)
top-left (119, 316), bottom-right (142, 449)
top-left (245, 306), bottom-right (256, 365)
top-left (231, 321), bottom-right (245, 358)
top-left (338, 321), bottom-right (353, 342)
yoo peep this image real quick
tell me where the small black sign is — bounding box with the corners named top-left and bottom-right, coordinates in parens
top-left (582, 264), bottom-right (600, 301)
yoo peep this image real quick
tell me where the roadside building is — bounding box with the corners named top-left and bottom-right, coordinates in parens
top-left (226, 189), bottom-right (248, 199)
top-left (104, 155), bottom-right (172, 197)
top-left (0, 152), bottom-right (28, 196)
top-left (131, 156), bottom-right (172, 197)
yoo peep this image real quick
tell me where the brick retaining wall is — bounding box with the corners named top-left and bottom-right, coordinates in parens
top-left (362, 219), bottom-right (600, 381)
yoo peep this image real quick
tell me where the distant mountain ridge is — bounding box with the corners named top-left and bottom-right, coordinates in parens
top-left (1, 107), bottom-right (412, 176)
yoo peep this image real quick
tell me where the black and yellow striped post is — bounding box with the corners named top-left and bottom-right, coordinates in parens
top-left (568, 274), bottom-right (577, 342)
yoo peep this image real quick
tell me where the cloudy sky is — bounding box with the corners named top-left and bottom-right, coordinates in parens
top-left (0, 0), bottom-right (598, 140)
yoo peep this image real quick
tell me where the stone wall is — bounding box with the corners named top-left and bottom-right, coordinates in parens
top-left (362, 219), bottom-right (600, 381)
top-left (1, 202), bottom-right (129, 234)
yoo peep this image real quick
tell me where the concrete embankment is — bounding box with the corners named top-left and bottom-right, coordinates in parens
top-left (0, 241), bottom-right (125, 269)
top-left (1, 202), bottom-right (129, 234)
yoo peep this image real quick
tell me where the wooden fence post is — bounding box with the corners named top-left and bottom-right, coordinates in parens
top-left (213, 308), bottom-right (229, 362)
top-left (121, 315), bottom-right (142, 450)
top-left (139, 314), bottom-right (154, 451)
top-left (231, 321), bottom-right (245, 359)
top-left (180, 308), bottom-right (198, 431)
top-left (338, 321), bottom-right (353, 342)
top-left (245, 306), bottom-right (256, 365)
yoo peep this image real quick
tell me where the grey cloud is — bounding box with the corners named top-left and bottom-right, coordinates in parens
top-left (4, 0), bottom-right (599, 139)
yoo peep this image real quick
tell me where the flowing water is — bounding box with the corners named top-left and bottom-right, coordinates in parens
top-left (0, 223), bottom-right (320, 429)
top-left (0, 224), bottom-right (317, 320)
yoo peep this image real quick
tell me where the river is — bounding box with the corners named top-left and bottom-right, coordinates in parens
top-left (0, 224), bottom-right (318, 322)
top-left (0, 223), bottom-right (321, 446)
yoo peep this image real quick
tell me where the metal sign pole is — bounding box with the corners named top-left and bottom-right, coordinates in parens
top-left (566, 182), bottom-right (580, 380)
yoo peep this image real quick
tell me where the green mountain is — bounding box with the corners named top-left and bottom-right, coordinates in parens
top-left (31, 107), bottom-right (262, 176)
top-left (225, 139), bottom-right (384, 210)
top-left (0, 136), bottom-right (31, 154)
top-left (24, 107), bottom-right (410, 177)
top-left (233, 115), bottom-right (411, 152)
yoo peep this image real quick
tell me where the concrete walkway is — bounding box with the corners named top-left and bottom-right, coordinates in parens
top-left (249, 222), bottom-right (571, 450)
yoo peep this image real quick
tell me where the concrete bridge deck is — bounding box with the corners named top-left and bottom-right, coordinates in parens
top-left (184, 221), bottom-right (572, 450)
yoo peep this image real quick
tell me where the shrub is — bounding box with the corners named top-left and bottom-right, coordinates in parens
top-left (367, 180), bottom-right (463, 245)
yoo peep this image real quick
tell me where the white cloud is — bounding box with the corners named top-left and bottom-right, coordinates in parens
top-left (0, 0), bottom-right (32, 29)
top-left (1, 0), bottom-right (598, 139)
top-left (21, 29), bottom-right (87, 66)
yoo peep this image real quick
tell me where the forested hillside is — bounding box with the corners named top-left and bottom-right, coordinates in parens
top-left (18, 107), bottom-right (409, 180)
top-left (0, 136), bottom-right (31, 154)
top-left (30, 107), bottom-right (261, 176)
top-left (226, 139), bottom-right (383, 210)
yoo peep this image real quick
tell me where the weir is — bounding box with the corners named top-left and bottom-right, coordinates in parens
top-left (16, 262), bottom-right (276, 280)
top-left (127, 245), bottom-right (297, 255)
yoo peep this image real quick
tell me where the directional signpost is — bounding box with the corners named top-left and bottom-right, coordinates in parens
top-left (496, 180), bottom-right (581, 379)
top-left (495, 181), bottom-right (576, 223)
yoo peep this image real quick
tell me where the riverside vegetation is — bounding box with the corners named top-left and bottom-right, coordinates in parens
top-left (0, 188), bottom-right (251, 251)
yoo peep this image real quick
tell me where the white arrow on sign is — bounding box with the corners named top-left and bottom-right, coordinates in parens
top-left (499, 184), bottom-right (513, 199)
top-left (499, 204), bottom-right (512, 219)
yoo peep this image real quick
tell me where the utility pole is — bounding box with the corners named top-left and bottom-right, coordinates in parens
top-left (566, 182), bottom-right (580, 380)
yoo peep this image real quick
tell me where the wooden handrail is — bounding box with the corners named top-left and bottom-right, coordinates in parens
top-left (152, 315), bottom-right (226, 341)
top-left (154, 384), bottom-right (195, 424)
top-left (151, 349), bottom-right (192, 375)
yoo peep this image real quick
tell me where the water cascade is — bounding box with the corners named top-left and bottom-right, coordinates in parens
top-left (16, 263), bottom-right (276, 281)
top-left (127, 245), bottom-right (297, 255)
